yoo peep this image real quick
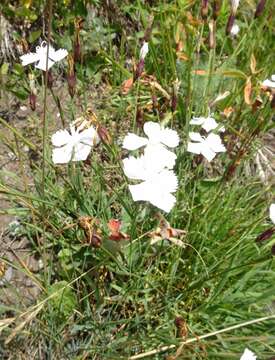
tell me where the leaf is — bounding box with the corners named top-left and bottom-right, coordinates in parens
top-left (1, 63), bottom-right (9, 75)
top-left (13, 63), bottom-right (24, 75)
top-left (121, 77), bottom-right (134, 94)
top-left (244, 77), bottom-right (252, 105)
top-left (250, 54), bottom-right (257, 74)
top-left (47, 281), bottom-right (77, 318)
top-left (221, 70), bottom-right (247, 80)
top-left (28, 30), bottom-right (41, 43)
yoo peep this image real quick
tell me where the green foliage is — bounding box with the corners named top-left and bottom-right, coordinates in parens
top-left (0, 0), bottom-right (275, 359)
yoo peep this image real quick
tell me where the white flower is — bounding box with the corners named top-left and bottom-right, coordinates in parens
top-left (128, 169), bottom-right (178, 213)
top-left (270, 204), bottom-right (275, 224)
top-left (123, 153), bottom-right (178, 212)
top-left (123, 121), bottom-right (179, 152)
top-left (140, 42), bottom-right (149, 60)
top-left (230, 24), bottom-right (240, 36)
top-left (231, 0), bottom-right (240, 13)
top-left (262, 75), bottom-right (275, 89)
top-left (20, 41), bottom-right (68, 71)
top-left (190, 116), bottom-right (224, 133)
top-left (122, 122), bottom-right (179, 212)
top-left (123, 151), bottom-right (175, 181)
top-left (240, 348), bottom-right (257, 360)
top-left (187, 132), bottom-right (226, 162)
top-left (51, 122), bottom-right (99, 164)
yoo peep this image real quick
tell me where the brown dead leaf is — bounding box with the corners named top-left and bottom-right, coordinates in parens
top-left (121, 77), bottom-right (134, 94)
top-left (140, 78), bottom-right (170, 99)
top-left (176, 52), bottom-right (189, 61)
top-left (193, 69), bottom-right (207, 75)
top-left (250, 54), bottom-right (257, 74)
top-left (244, 77), bottom-right (252, 105)
top-left (108, 219), bottom-right (129, 242)
top-left (223, 106), bottom-right (234, 118)
top-left (186, 11), bottom-right (203, 26)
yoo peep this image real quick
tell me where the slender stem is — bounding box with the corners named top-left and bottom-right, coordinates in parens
top-left (129, 314), bottom-right (275, 359)
top-left (41, 0), bottom-right (53, 278)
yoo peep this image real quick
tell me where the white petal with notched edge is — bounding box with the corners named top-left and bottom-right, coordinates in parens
top-left (20, 41), bottom-right (68, 71)
top-left (270, 204), bottom-right (275, 224)
top-left (240, 348), bottom-right (257, 360)
top-left (190, 116), bottom-right (219, 133)
top-left (51, 123), bottom-right (98, 164)
top-left (187, 132), bottom-right (226, 161)
top-left (122, 133), bottom-right (148, 150)
top-left (123, 147), bottom-right (176, 181)
top-left (51, 129), bottom-right (72, 147)
top-left (123, 121), bottom-right (179, 152)
top-left (144, 121), bottom-right (179, 148)
top-left (262, 76), bottom-right (275, 89)
top-left (140, 42), bottom-right (149, 60)
top-left (128, 170), bottom-right (178, 212)
top-left (20, 52), bottom-right (40, 66)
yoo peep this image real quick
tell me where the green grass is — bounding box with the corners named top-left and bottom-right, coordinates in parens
top-left (0, 0), bottom-right (275, 358)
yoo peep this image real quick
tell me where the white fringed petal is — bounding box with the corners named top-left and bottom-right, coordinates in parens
top-left (128, 170), bottom-right (178, 212)
top-left (19, 52), bottom-right (40, 66)
top-left (52, 144), bottom-right (73, 164)
top-left (240, 348), bottom-right (257, 360)
top-left (270, 204), bottom-right (275, 224)
top-left (189, 132), bottom-right (204, 142)
top-left (51, 123), bottom-right (98, 164)
top-left (20, 42), bottom-right (68, 71)
top-left (262, 78), bottom-right (275, 88)
top-left (122, 133), bottom-right (148, 150)
top-left (187, 132), bottom-right (226, 162)
top-left (51, 129), bottom-right (71, 147)
top-left (190, 116), bottom-right (220, 133)
top-left (140, 42), bottom-right (149, 60)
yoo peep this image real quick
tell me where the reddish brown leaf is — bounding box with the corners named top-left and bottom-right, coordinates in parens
top-left (108, 219), bottom-right (129, 242)
top-left (121, 77), bottom-right (134, 94)
top-left (244, 77), bottom-right (252, 105)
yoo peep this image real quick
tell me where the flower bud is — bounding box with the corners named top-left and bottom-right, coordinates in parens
top-left (230, 24), bottom-right (240, 36)
top-left (67, 55), bottom-right (76, 98)
top-left (213, 0), bottom-right (221, 20)
top-left (152, 93), bottom-right (158, 114)
top-left (144, 15), bottom-right (154, 42)
top-left (254, 0), bottom-right (266, 18)
top-left (134, 59), bottom-right (145, 81)
top-left (139, 42), bottom-right (149, 60)
top-left (97, 125), bottom-right (112, 145)
top-left (29, 92), bottom-right (36, 111)
top-left (171, 79), bottom-right (180, 112)
top-left (201, 0), bottom-right (208, 19)
top-left (74, 17), bottom-right (84, 63)
top-left (74, 41), bottom-right (81, 64)
top-left (231, 0), bottom-right (240, 14)
top-left (226, 13), bottom-right (236, 35)
top-left (90, 233), bottom-right (102, 248)
top-left (256, 228), bottom-right (275, 243)
top-left (136, 107), bottom-right (144, 129)
top-left (45, 69), bottom-right (53, 89)
top-left (67, 73), bottom-right (76, 98)
top-left (208, 19), bottom-right (216, 49)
